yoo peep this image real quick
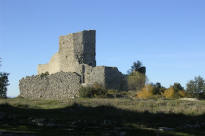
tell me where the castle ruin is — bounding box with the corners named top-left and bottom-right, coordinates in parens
top-left (19, 30), bottom-right (125, 99)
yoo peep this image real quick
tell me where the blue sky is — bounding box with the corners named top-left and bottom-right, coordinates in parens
top-left (0, 0), bottom-right (204, 97)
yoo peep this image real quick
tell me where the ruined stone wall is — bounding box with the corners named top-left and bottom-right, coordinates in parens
top-left (84, 66), bottom-right (106, 86)
top-left (58, 32), bottom-right (78, 73)
top-left (38, 64), bottom-right (49, 74)
top-left (83, 66), bottom-right (125, 90)
top-left (104, 67), bottom-right (125, 90)
top-left (38, 30), bottom-right (96, 75)
top-left (58, 30), bottom-right (96, 75)
top-left (19, 72), bottom-right (81, 99)
top-left (48, 53), bottom-right (60, 74)
top-left (38, 53), bottom-right (60, 74)
top-left (26, 30), bottom-right (127, 100)
top-left (81, 30), bottom-right (96, 66)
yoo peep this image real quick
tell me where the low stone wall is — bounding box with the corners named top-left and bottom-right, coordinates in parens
top-left (19, 72), bottom-right (81, 99)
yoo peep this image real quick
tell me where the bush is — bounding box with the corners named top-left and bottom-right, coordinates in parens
top-left (163, 87), bottom-right (186, 99)
top-left (178, 90), bottom-right (186, 97)
top-left (92, 83), bottom-right (107, 97)
top-left (152, 82), bottom-right (166, 95)
top-left (137, 84), bottom-right (154, 99)
top-left (40, 72), bottom-right (49, 79)
top-left (163, 87), bottom-right (176, 99)
top-left (106, 89), bottom-right (118, 98)
top-left (0, 72), bottom-right (9, 98)
top-left (78, 86), bottom-right (93, 98)
top-left (107, 89), bottom-right (118, 94)
top-left (79, 83), bottom-right (108, 98)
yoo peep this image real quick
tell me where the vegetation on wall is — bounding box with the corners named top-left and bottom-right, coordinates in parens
top-left (127, 60), bottom-right (146, 74)
top-left (127, 71), bottom-right (146, 91)
top-left (40, 71), bottom-right (49, 79)
top-left (127, 61), bottom-right (147, 91)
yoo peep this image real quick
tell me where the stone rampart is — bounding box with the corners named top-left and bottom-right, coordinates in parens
top-left (19, 72), bottom-right (81, 99)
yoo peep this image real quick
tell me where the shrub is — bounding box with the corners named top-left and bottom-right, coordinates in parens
top-left (92, 83), bottom-right (107, 97)
top-left (40, 72), bottom-right (49, 79)
top-left (178, 90), bottom-right (186, 97)
top-left (163, 87), bottom-right (176, 99)
top-left (152, 82), bottom-right (166, 95)
top-left (79, 83), bottom-right (108, 98)
top-left (137, 84), bottom-right (154, 99)
top-left (79, 86), bottom-right (93, 98)
top-left (163, 87), bottom-right (186, 99)
top-left (107, 89), bottom-right (118, 94)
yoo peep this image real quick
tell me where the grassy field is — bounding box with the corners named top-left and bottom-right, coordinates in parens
top-left (0, 97), bottom-right (205, 136)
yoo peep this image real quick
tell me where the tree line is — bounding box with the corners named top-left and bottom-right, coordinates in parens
top-left (127, 60), bottom-right (205, 99)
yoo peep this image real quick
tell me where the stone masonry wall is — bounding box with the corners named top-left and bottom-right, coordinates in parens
top-left (84, 66), bottom-right (106, 87)
top-left (104, 67), bottom-right (125, 90)
top-left (83, 66), bottom-right (125, 90)
top-left (19, 72), bottom-right (81, 99)
top-left (38, 30), bottom-right (96, 75)
top-left (38, 64), bottom-right (49, 74)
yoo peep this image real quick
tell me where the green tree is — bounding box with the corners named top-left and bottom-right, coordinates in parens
top-left (186, 76), bottom-right (205, 98)
top-left (128, 60), bottom-right (146, 74)
top-left (173, 82), bottom-right (184, 92)
top-left (0, 58), bottom-right (9, 98)
top-left (152, 82), bottom-right (166, 95)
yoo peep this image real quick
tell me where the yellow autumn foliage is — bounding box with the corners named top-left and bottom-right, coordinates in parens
top-left (163, 87), bottom-right (175, 98)
top-left (163, 87), bottom-right (186, 99)
top-left (137, 84), bottom-right (154, 99)
top-left (178, 90), bottom-right (186, 97)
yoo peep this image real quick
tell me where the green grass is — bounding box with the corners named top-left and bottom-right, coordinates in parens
top-left (0, 97), bottom-right (205, 136)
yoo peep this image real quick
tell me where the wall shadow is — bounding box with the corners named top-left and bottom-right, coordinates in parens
top-left (0, 103), bottom-right (205, 136)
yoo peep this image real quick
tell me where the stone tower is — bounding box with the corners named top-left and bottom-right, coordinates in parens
top-left (38, 30), bottom-right (96, 75)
